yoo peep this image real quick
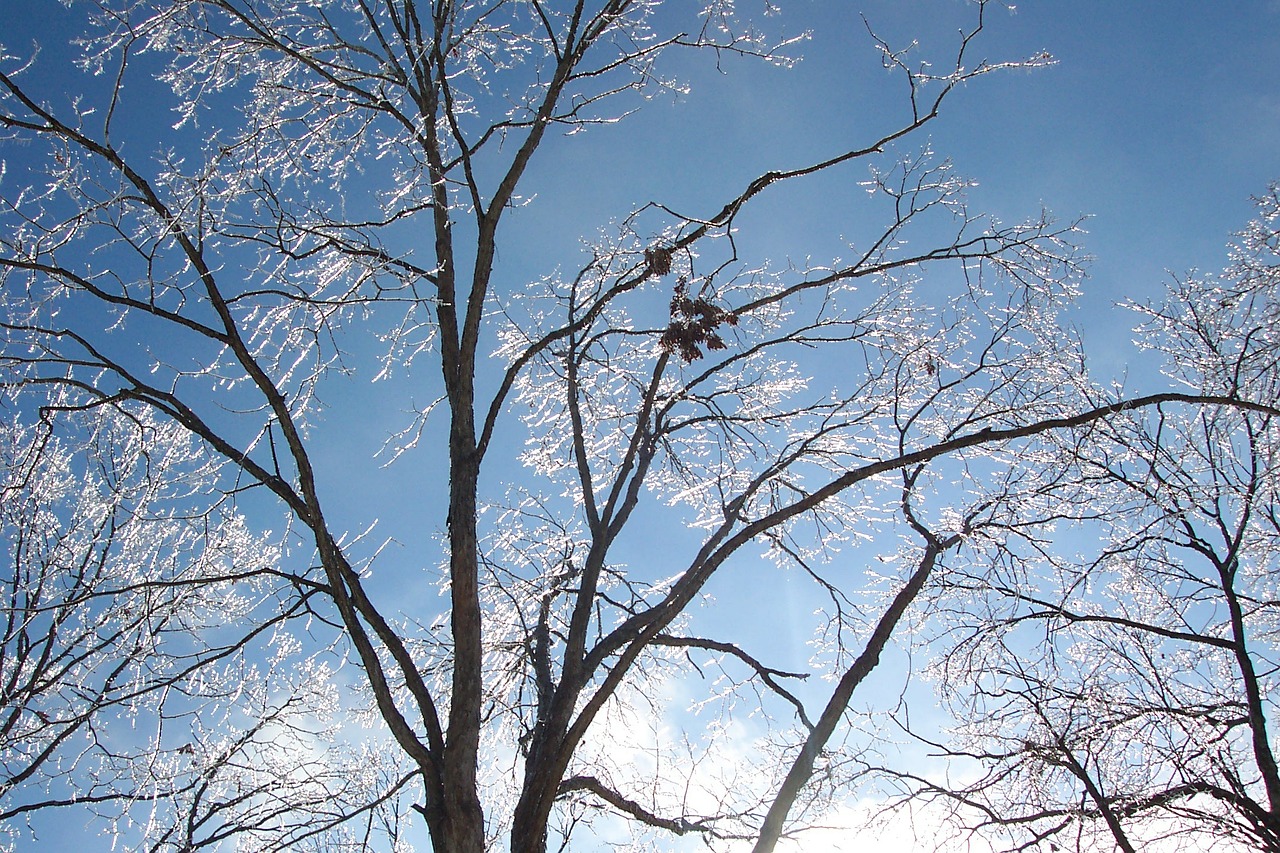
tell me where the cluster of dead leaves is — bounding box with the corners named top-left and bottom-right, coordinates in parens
top-left (659, 279), bottom-right (737, 363)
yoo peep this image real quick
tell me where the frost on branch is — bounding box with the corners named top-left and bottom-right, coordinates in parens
top-left (904, 187), bottom-right (1280, 852)
top-left (5, 1), bottom-right (1247, 852)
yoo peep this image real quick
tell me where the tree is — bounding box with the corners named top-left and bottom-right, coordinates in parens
top-left (1, 2), bottom-right (1276, 851)
top-left (907, 185), bottom-right (1280, 852)
top-left (0, 395), bottom-right (420, 849)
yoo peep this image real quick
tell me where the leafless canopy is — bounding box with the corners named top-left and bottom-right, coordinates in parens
top-left (1, 2), bottom-right (1277, 852)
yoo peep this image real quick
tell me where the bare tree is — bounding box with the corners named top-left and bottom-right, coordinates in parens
top-left (2, 2), bottom-right (1276, 851)
top-left (912, 185), bottom-right (1280, 852)
top-left (0, 390), bottom-right (419, 851)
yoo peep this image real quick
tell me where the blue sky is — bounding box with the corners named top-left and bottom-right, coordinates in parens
top-left (3, 1), bottom-right (1280, 850)
top-left (509, 1), bottom-right (1280, 379)
top-left (573, 1), bottom-right (1280, 361)
top-left (6, 0), bottom-right (1277, 539)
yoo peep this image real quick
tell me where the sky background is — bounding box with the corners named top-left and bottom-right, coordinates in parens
top-left (512, 0), bottom-right (1280, 380)
top-left (3, 0), bottom-right (1280, 850)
